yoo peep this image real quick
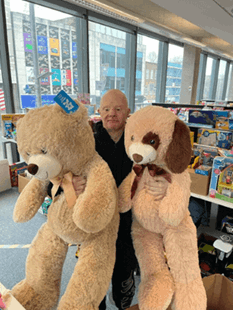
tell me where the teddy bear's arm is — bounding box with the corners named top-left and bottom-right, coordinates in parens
top-left (118, 171), bottom-right (135, 213)
top-left (72, 160), bottom-right (118, 233)
top-left (158, 171), bottom-right (191, 226)
top-left (13, 178), bottom-right (49, 223)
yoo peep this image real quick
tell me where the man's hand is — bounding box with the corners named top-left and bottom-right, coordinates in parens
top-left (144, 176), bottom-right (169, 199)
top-left (72, 175), bottom-right (86, 196)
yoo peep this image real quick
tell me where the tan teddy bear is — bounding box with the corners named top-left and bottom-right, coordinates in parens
top-left (6, 102), bottom-right (119, 310)
top-left (119, 106), bottom-right (207, 310)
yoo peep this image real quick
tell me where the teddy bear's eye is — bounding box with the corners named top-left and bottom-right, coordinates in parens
top-left (131, 135), bottom-right (134, 141)
top-left (26, 152), bottom-right (30, 156)
top-left (41, 148), bottom-right (47, 154)
top-left (150, 140), bottom-right (155, 144)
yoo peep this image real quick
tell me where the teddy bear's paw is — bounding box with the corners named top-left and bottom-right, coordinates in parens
top-left (171, 278), bottom-right (207, 310)
top-left (138, 270), bottom-right (174, 310)
top-left (11, 280), bottom-right (58, 310)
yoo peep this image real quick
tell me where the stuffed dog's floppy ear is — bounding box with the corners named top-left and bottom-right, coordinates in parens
top-left (165, 119), bottom-right (192, 173)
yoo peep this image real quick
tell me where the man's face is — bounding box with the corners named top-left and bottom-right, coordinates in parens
top-left (99, 93), bottom-right (130, 132)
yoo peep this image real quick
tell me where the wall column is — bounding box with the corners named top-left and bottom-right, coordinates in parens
top-left (180, 44), bottom-right (201, 104)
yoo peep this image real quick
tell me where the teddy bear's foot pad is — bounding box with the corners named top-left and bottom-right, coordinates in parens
top-left (11, 280), bottom-right (58, 310)
top-left (138, 270), bottom-right (174, 310)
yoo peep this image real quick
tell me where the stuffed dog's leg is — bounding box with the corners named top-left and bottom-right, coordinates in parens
top-left (57, 212), bottom-right (119, 310)
top-left (163, 216), bottom-right (207, 310)
top-left (10, 223), bottom-right (68, 310)
top-left (132, 220), bottom-right (175, 310)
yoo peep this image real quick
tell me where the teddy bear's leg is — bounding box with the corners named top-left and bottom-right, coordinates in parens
top-left (11, 222), bottom-right (68, 310)
top-left (132, 220), bottom-right (175, 310)
top-left (163, 218), bottom-right (207, 310)
top-left (57, 221), bottom-right (119, 310)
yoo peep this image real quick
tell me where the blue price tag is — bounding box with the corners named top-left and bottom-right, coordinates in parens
top-left (54, 90), bottom-right (79, 114)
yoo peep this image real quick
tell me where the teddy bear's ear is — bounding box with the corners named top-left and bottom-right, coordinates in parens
top-left (165, 119), bottom-right (192, 173)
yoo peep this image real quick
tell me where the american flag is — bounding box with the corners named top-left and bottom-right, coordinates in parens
top-left (0, 88), bottom-right (5, 111)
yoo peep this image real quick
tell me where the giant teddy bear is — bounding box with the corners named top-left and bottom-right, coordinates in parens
top-left (6, 102), bottom-right (119, 310)
top-left (119, 106), bottom-right (207, 310)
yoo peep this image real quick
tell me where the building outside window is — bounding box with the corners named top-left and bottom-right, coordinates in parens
top-left (165, 43), bottom-right (183, 103)
top-left (203, 56), bottom-right (214, 99)
top-left (4, 0), bottom-right (81, 110)
top-left (215, 59), bottom-right (227, 101)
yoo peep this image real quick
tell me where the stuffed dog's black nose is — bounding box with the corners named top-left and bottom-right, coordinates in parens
top-left (28, 164), bottom-right (39, 175)
top-left (133, 154), bottom-right (143, 163)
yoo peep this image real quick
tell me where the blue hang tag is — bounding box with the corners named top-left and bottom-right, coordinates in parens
top-left (54, 90), bottom-right (79, 114)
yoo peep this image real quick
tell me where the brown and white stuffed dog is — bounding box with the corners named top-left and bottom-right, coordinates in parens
top-left (119, 106), bottom-right (206, 310)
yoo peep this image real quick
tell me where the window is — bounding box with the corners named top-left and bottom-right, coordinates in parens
top-left (89, 21), bottom-right (128, 108)
top-left (0, 55), bottom-right (5, 111)
top-left (135, 34), bottom-right (159, 109)
top-left (226, 63), bottom-right (233, 100)
top-left (216, 59), bottom-right (227, 100)
top-left (203, 56), bottom-right (214, 99)
top-left (165, 43), bottom-right (183, 103)
top-left (5, 0), bottom-right (82, 110)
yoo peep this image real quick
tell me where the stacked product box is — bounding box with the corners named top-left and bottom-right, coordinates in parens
top-left (1, 114), bottom-right (25, 139)
top-left (209, 156), bottom-right (233, 202)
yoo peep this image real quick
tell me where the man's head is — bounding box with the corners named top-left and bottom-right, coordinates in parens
top-left (98, 89), bottom-right (131, 133)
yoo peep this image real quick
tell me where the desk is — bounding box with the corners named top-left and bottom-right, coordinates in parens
top-left (0, 282), bottom-right (26, 310)
top-left (1, 137), bottom-right (20, 163)
top-left (191, 192), bottom-right (233, 237)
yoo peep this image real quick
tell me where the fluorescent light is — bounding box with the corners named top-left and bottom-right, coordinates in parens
top-left (67, 0), bottom-right (144, 24)
top-left (183, 37), bottom-right (206, 48)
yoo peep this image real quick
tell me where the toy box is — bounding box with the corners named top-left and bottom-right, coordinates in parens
top-left (188, 109), bottom-right (214, 125)
top-left (218, 148), bottom-right (233, 157)
top-left (221, 216), bottom-right (233, 234)
top-left (198, 128), bottom-right (232, 149)
top-left (195, 165), bottom-right (212, 176)
top-left (9, 161), bottom-right (27, 187)
top-left (209, 156), bottom-right (233, 202)
top-left (1, 114), bottom-right (25, 139)
top-left (189, 143), bottom-right (218, 169)
top-left (190, 131), bottom-right (194, 147)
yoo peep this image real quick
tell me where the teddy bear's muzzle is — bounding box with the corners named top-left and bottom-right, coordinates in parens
top-left (28, 163), bottom-right (39, 175)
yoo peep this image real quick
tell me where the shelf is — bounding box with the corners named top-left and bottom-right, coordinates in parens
top-left (191, 192), bottom-right (233, 209)
top-left (152, 103), bottom-right (233, 109)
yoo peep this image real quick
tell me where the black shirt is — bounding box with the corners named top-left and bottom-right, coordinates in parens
top-left (94, 121), bottom-right (133, 187)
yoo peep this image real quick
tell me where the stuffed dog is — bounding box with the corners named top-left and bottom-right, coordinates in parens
top-left (119, 106), bottom-right (207, 310)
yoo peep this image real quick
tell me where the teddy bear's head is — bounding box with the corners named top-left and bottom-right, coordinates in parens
top-left (16, 102), bottom-right (95, 180)
top-left (125, 106), bottom-right (192, 174)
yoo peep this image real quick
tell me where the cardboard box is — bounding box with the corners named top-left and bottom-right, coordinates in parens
top-left (127, 274), bottom-right (233, 310)
top-left (188, 168), bottom-right (211, 195)
top-left (18, 173), bottom-right (31, 193)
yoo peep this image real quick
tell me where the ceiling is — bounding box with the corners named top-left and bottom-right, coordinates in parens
top-left (71, 0), bottom-right (233, 60)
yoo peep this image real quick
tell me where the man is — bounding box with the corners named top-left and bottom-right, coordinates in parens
top-left (74, 89), bottom-right (168, 310)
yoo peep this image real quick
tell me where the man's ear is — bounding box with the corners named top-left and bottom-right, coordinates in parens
top-left (97, 108), bottom-right (100, 114)
top-left (127, 108), bottom-right (131, 116)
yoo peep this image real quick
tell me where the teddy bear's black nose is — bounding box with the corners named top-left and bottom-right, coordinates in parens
top-left (28, 164), bottom-right (39, 175)
top-left (133, 154), bottom-right (143, 163)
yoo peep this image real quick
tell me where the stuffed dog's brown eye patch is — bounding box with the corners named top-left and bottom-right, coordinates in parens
top-left (142, 132), bottom-right (160, 150)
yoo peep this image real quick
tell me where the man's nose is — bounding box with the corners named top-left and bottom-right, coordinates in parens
top-left (109, 109), bottom-right (116, 115)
